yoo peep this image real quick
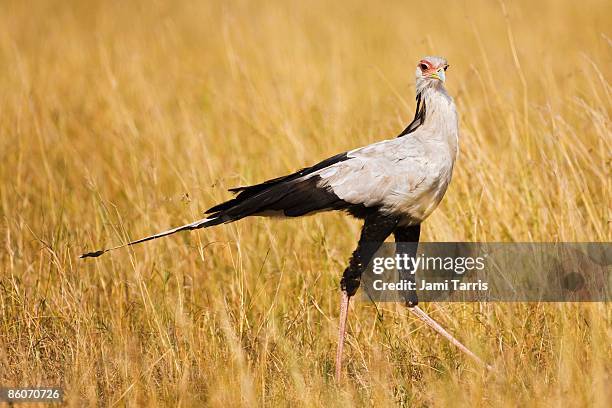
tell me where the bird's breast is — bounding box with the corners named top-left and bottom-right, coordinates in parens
top-left (386, 148), bottom-right (456, 225)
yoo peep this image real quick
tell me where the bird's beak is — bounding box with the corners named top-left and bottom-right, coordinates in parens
top-left (428, 68), bottom-right (446, 82)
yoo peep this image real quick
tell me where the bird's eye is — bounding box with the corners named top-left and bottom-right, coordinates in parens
top-left (444, 65), bottom-right (449, 71)
top-left (419, 63), bottom-right (428, 71)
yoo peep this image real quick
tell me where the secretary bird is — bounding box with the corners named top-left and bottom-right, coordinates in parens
top-left (81, 56), bottom-right (488, 379)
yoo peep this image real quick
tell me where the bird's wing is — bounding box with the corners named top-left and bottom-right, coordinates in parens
top-left (204, 151), bottom-right (353, 220)
top-left (203, 137), bottom-right (430, 221)
top-left (316, 138), bottom-right (430, 211)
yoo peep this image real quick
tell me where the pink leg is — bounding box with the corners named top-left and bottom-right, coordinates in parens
top-left (409, 305), bottom-right (492, 371)
top-left (335, 290), bottom-right (350, 382)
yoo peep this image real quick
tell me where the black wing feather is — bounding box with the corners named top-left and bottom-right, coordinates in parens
top-left (204, 152), bottom-right (351, 221)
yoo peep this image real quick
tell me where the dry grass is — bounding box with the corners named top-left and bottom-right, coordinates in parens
top-left (0, 0), bottom-right (610, 406)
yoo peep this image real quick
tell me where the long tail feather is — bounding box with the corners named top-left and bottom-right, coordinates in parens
top-left (80, 217), bottom-right (219, 259)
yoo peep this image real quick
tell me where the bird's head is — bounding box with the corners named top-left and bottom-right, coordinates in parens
top-left (415, 56), bottom-right (449, 92)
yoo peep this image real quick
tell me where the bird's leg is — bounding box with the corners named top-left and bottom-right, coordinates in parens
top-left (336, 213), bottom-right (399, 382)
top-left (394, 224), bottom-right (421, 307)
top-left (335, 290), bottom-right (350, 381)
top-left (408, 305), bottom-right (492, 370)
top-left (394, 225), bottom-right (491, 370)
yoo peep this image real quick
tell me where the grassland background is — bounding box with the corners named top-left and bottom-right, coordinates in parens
top-left (0, 0), bottom-right (610, 406)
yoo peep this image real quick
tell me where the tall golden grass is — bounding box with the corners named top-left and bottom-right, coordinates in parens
top-left (0, 0), bottom-right (610, 406)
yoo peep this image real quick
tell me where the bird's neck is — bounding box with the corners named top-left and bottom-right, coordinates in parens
top-left (419, 85), bottom-right (455, 126)
top-left (398, 83), bottom-right (456, 138)
top-left (416, 85), bottom-right (459, 154)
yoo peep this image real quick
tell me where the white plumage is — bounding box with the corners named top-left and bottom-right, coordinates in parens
top-left (319, 83), bottom-right (458, 224)
top-left (300, 57), bottom-right (459, 226)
